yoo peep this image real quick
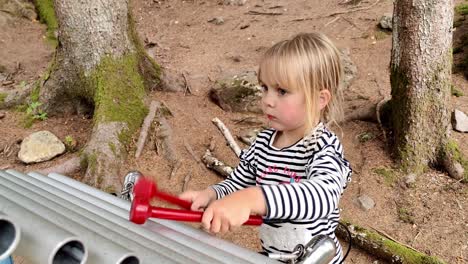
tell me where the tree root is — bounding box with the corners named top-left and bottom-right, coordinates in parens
top-left (0, 85), bottom-right (33, 110)
top-left (81, 122), bottom-right (127, 193)
top-left (35, 156), bottom-right (80, 175)
top-left (442, 140), bottom-right (468, 182)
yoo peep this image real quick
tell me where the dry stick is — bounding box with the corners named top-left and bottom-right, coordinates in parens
top-left (327, 0), bottom-right (381, 17)
top-left (201, 150), bottom-right (233, 178)
top-left (182, 173), bottom-right (191, 192)
top-left (246, 10), bottom-right (283, 16)
top-left (169, 161), bottom-right (181, 179)
top-left (182, 72), bottom-right (193, 96)
top-left (135, 100), bottom-right (159, 158)
top-left (183, 140), bottom-right (207, 172)
top-left (324, 16), bottom-right (341, 27)
top-left (212, 117), bottom-right (241, 157)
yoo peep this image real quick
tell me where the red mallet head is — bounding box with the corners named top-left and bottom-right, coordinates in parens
top-left (129, 178), bottom-right (157, 224)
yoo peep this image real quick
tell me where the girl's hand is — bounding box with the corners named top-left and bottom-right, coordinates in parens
top-left (179, 188), bottom-right (217, 211)
top-left (201, 187), bottom-right (266, 234)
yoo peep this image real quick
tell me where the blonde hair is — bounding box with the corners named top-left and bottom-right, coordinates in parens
top-left (258, 32), bottom-right (344, 134)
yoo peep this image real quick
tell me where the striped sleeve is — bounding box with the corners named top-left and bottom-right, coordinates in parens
top-left (211, 142), bottom-right (257, 199)
top-left (261, 145), bottom-right (352, 220)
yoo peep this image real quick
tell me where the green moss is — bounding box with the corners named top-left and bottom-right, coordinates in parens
top-left (373, 167), bottom-right (399, 186)
top-left (451, 85), bottom-right (464, 97)
top-left (444, 140), bottom-right (468, 182)
top-left (0, 92), bottom-right (6, 104)
top-left (375, 30), bottom-right (391, 40)
top-left (397, 207), bottom-right (415, 224)
top-left (32, 0), bottom-right (58, 46)
top-left (108, 142), bottom-right (117, 156)
top-left (455, 4), bottom-right (468, 15)
top-left (80, 152), bottom-right (97, 176)
top-left (91, 54), bottom-right (148, 145)
top-left (103, 185), bottom-right (116, 194)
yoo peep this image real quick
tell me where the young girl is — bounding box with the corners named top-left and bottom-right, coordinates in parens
top-left (180, 32), bottom-right (352, 264)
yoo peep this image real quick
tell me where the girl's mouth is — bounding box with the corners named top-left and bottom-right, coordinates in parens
top-left (267, 114), bottom-right (274, 120)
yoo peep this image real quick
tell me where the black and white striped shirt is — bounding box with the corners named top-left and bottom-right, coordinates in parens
top-left (211, 123), bottom-right (352, 264)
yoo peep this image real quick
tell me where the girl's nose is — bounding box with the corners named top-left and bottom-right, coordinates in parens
top-left (262, 91), bottom-right (275, 108)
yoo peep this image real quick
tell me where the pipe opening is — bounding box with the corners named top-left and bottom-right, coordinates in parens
top-left (120, 256), bottom-right (140, 264)
top-left (0, 219), bottom-right (17, 257)
top-left (53, 240), bottom-right (86, 264)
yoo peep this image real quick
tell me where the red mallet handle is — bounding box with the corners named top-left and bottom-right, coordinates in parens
top-left (149, 207), bottom-right (263, 225)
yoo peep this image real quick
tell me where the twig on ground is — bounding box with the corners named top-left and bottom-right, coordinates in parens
top-left (324, 16), bottom-right (341, 27)
top-left (135, 100), bottom-right (159, 158)
top-left (327, 0), bottom-right (381, 17)
top-left (170, 161), bottom-right (181, 179)
top-left (340, 16), bottom-right (364, 31)
top-left (212, 117), bottom-right (241, 157)
top-left (182, 72), bottom-right (193, 96)
top-left (208, 136), bottom-right (216, 152)
top-left (182, 173), bottom-right (191, 192)
top-left (201, 149), bottom-right (233, 178)
top-left (246, 10), bottom-right (283, 16)
top-left (184, 140), bottom-right (206, 171)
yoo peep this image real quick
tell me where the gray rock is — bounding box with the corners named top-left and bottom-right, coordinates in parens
top-left (404, 173), bottom-right (417, 187)
top-left (357, 195), bottom-right (375, 211)
top-left (339, 48), bottom-right (358, 90)
top-left (208, 17), bottom-right (225, 25)
top-left (379, 13), bottom-right (393, 30)
top-left (209, 71), bottom-right (263, 113)
top-left (18, 131), bottom-right (65, 164)
top-left (452, 109), bottom-right (468, 132)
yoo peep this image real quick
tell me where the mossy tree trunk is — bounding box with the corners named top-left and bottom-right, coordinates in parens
top-left (39, 0), bottom-right (160, 192)
top-left (390, 0), bottom-right (467, 180)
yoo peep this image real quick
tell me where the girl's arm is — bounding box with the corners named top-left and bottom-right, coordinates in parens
top-left (210, 142), bottom-right (258, 200)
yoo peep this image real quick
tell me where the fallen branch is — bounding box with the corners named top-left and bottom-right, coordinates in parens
top-left (201, 149), bottom-right (233, 178)
top-left (135, 101), bottom-right (159, 158)
top-left (153, 116), bottom-right (179, 166)
top-left (246, 10), bottom-right (283, 16)
top-left (34, 156), bottom-right (81, 175)
top-left (183, 140), bottom-right (206, 171)
top-left (182, 72), bottom-right (193, 96)
top-left (327, 0), bottom-right (381, 17)
top-left (336, 220), bottom-right (446, 264)
top-left (212, 117), bottom-right (241, 157)
top-left (182, 173), bottom-right (191, 192)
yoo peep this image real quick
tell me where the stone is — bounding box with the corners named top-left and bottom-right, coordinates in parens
top-left (379, 13), bottom-right (393, 30)
top-left (208, 17), bottom-right (225, 25)
top-left (357, 195), bottom-right (375, 211)
top-left (223, 0), bottom-right (247, 6)
top-left (18, 131), bottom-right (65, 164)
top-left (404, 173), bottom-right (417, 187)
top-left (452, 109), bottom-right (468, 132)
top-left (339, 48), bottom-right (358, 90)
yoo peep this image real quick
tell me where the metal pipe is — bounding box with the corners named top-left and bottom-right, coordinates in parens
top-left (24, 172), bottom-right (236, 263)
top-left (0, 196), bottom-right (86, 264)
top-left (0, 212), bottom-right (20, 261)
top-left (46, 172), bottom-right (278, 263)
top-left (5, 170), bottom-right (217, 264)
top-left (0, 173), bottom-right (138, 264)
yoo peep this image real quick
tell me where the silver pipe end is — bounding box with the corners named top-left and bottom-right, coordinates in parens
top-left (51, 239), bottom-right (87, 264)
top-left (0, 218), bottom-right (20, 260)
top-left (118, 255), bottom-right (140, 264)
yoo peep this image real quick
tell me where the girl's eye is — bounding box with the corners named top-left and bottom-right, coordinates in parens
top-left (278, 88), bottom-right (287, 95)
top-left (260, 85), bottom-right (268, 92)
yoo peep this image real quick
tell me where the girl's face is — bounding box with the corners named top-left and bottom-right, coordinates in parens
top-left (260, 80), bottom-right (307, 135)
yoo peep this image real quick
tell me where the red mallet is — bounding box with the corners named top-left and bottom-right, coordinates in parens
top-left (129, 177), bottom-right (263, 226)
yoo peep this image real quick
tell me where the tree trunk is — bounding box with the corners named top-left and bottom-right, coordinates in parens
top-left (39, 0), bottom-right (161, 192)
top-left (389, 0), bottom-right (461, 177)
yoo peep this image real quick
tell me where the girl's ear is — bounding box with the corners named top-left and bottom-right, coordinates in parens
top-left (318, 90), bottom-right (331, 110)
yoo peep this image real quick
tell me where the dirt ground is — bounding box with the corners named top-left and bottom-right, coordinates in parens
top-left (1, 0), bottom-right (467, 263)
